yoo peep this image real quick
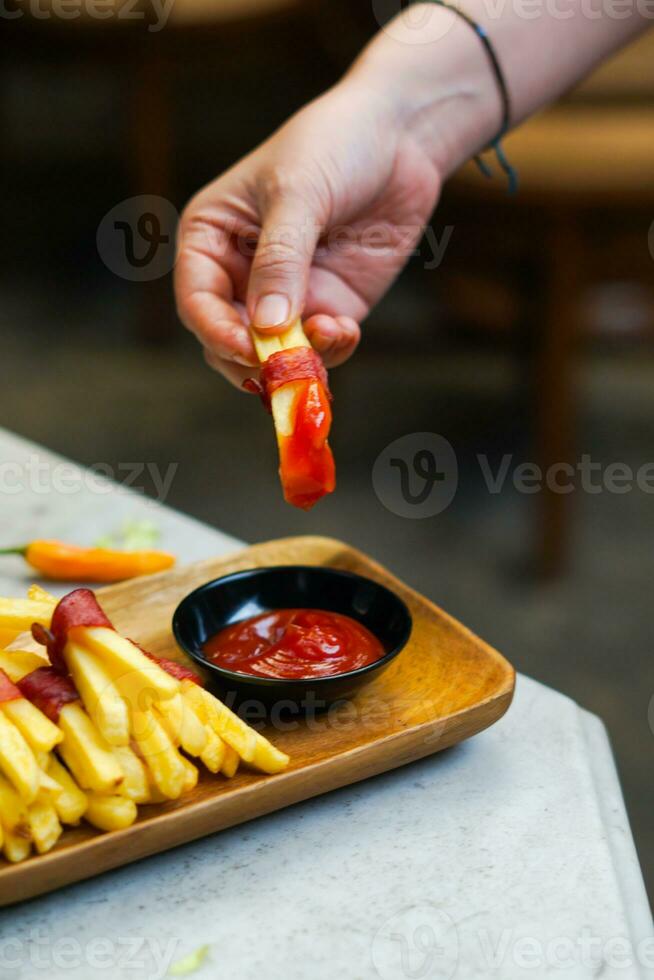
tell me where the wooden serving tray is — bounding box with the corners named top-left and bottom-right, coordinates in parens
top-left (0, 535), bottom-right (514, 906)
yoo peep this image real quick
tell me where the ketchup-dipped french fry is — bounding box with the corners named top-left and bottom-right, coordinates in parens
top-left (248, 319), bottom-right (335, 509)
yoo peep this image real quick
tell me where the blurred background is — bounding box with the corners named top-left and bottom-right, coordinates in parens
top-left (1, 1), bottom-right (653, 901)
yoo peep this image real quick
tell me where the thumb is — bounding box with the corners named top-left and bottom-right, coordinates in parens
top-left (247, 195), bottom-right (319, 333)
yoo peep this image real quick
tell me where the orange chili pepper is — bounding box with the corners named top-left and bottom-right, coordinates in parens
top-left (0, 541), bottom-right (175, 583)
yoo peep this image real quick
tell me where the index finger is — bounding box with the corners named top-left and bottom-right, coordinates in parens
top-left (175, 233), bottom-right (258, 367)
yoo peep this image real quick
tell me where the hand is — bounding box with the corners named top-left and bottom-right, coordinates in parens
top-left (175, 79), bottom-right (442, 388)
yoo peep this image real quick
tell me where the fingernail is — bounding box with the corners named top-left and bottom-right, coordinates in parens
top-left (253, 293), bottom-right (290, 328)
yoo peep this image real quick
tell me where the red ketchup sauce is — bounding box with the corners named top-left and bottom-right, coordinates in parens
top-left (278, 380), bottom-right (335, 510)
top-left (203, 609), bottom-right (384, 680)
top-left (244, 348), bottom-right (336, 510)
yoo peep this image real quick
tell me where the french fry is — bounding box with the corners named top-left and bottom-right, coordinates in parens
top-left (0, 711), bottom-right (40, 803)
top-left (251, 319), bottom-right (311, 442)
top-left (1, 697), bottom-right (62, 753)
top-left (84, 793), bottom-right (137, 831)
top-left (28, 793), bottom-right (62, 854)
top-left (113, 745), bottom-right (150, 804)
top-left (131, 709), bottom-right (186, 800)
top-left (38, 767), bottom-right (63, 796)
top-left (181, 682), bottom-right (257, 762)
top-left (27, 585), bottom-right (57, 604)
top-left (180, 756), bottom-right (198, 793)
top-left (0, 598), bottom-right (54, 632)
top-left (47, 756), bottom-right (88, 825)
top-left (0, 772), bottom-right (30, 837)
top-left (220, 745), bottom-right (240, 779)
top-left (80, 628), bottom-right (179, 704)
top-left (182, 682), bottom-right (288, 773)
top-left (2, 829), bottom-right (31, 863)
top-left (157, 693), bottom-right (207, 757)
top-left (249, 738), bottom-right (290, 776)
top-left (57, 703), bottom-right (124, 794)
top-left (0, 628), bottom-right (19, 649)
top-left (198, 727), bottom-right (226, 774)
top-left (65, 641), bottom-right (130, 747)
top-left (0, 649), bottom-right (48, 683)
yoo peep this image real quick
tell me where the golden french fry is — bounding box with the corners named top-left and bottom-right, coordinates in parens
top-left (249, 739), bottom-right (290, 776)
top-left (252, 319), bottom-right (312, 442)
top-left (38, 768), bottom-right (63, 795)
top-left (183, 682), bottom-right (288, 773)
top-left (0, 649), bottom-right (48, 683)
top-left (199, 727), bottom-right (226, 774)
top-left (154, 691), bottom-right (183, 744)
top-left (113, 745), bottom-right (150, 804)
top-left (65, 641), bottom-right (130, 747)
top-left (0, 628), bottom-right (19, 649)
top-left (2, 828), bottom-right (31, 863)
top-left (0, 598), bottom-right (54, 632)
top-left (57, 703), bottom-right (124, 794)
top-left (84, 793), bottom-right (137, 831)
top-left (157, 693), bottom-right (207, 757)
top-left (0, 772), bottom-right (30, 837)
top-left (220, 745), bottom-right (240, 779)
top-left (181, 682), bottom-right (257, 762)
top-left (28, 793), bottom-right (62, 854)
top-left (0, 711), bottom-right (40, 803)
top-left (46, 756), bottom-right (88, 825)
top-left (27, 585), bottom-right (57, 604)
top-left (180, 756), bottom-right (198, 793)
top-left (2, 698), bottom-right (62, 753)
top-left (79, 628), bottom-right (179, 704)
top-left (131, 709), bottom-right (186, 800)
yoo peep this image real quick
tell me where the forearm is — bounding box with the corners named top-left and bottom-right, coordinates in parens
top-left (345, 1), bottom-right (650, 176)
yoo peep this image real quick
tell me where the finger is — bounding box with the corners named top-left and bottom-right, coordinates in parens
top-left (203, 349), bottom-right (262, 391)
top-left (304, 315), bottom-right (361, 368)
top-left (246, 194), bottom-right (320, 333)
top-left (176, 230), bottom-right (258, 366)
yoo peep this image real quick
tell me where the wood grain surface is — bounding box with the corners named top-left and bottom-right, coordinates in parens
top-left (0, 535), bottom-right (515, 906)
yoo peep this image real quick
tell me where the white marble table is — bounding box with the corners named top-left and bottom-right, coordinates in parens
top-left (0, 428), bottom-right (652, 980)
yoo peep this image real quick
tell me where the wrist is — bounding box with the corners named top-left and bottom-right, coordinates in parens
top-left (345, 3), bottom-right (504, 177)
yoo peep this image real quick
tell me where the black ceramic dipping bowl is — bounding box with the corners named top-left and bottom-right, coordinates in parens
top-left (172, 566), bottom-right (412, 713)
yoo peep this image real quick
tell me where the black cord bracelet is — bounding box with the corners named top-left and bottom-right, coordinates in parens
top-left (428, 0), bottom-right (518, 193)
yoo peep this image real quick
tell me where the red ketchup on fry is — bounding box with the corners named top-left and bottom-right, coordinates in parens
top-left (203, 609), bottom-right (384, 680)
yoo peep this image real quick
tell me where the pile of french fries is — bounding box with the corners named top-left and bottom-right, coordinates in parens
top-left (0, 586), bottom-right (288, 864)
